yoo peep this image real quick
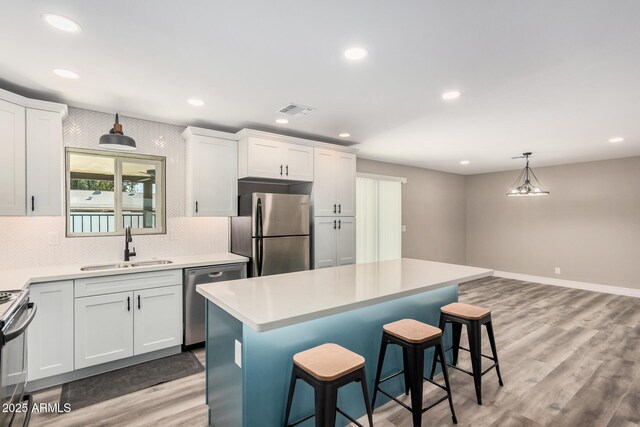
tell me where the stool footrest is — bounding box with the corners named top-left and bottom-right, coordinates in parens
top-left (376, 387), bottom-right (412, 412)
top-left (380, 369), bottom-right (405, 384)
top-left (423, 376), bottom-right (448, 392)
top-left (286, 412), bottom-right (315, 427)
top-left (336, 407), bottom-right (366, 427)
top-left (444, 346), bottom-right (497, 362)
top-left (447, 362), bottom-right (498, 377)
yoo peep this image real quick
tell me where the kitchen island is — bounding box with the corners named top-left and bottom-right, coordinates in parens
top-left (197, 258), bottom-right (492, 427)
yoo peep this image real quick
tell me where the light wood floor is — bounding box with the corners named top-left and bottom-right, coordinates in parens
top-left (29, 277), bottom-right (640, 426)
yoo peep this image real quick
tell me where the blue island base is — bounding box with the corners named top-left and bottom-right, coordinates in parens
top-left (206, 285), bottom-right (458, 427)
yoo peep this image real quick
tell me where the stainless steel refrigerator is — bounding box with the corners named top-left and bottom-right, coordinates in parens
top-left (231, 193), bottom-right (310, 277)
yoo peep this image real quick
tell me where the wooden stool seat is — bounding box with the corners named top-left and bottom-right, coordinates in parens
top-left (383, 319), bottom-right (442, 344)
top-left (441, 302), bottom-right (490, 320)
top-left (293, 343), bottom-right (365, 381)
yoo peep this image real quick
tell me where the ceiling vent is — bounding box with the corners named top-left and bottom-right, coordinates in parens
top-left (278, 103), bottom-right (316, 116)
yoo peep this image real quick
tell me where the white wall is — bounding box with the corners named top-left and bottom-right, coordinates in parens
top-left (0, 107), bottom-right (229, 269)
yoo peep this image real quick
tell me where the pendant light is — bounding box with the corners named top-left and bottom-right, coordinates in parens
top-left (99, 113), bottom-right (136, 150)
top-left (507, 152), bottom-right (549, 196)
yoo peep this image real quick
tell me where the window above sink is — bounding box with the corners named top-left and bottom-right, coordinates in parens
top-left (65, 148), bottom-right (166, 237)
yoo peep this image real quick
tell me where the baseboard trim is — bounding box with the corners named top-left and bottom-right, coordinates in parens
top-left (493, 271), bottom-right (640, 298)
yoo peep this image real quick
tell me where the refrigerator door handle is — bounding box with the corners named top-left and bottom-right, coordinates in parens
top-left (256, 198), bottom-right (263, 237)
top-left (256, 238), bottom-right (264, 276)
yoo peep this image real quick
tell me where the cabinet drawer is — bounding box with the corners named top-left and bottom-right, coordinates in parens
top-left (75, 269), bottom-right (182, 298)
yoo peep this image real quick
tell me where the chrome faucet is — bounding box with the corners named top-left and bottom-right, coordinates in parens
top-left (124, 226), bottom-right (136, 261)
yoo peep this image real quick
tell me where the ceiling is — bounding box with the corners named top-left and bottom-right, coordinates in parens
top-left (1, 0), bottom-right (639, 174)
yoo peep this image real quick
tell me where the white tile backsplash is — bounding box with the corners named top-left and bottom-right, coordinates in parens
top-left (0, 107), bottom-right (230, 269)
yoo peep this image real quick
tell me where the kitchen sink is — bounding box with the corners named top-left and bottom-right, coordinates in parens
top-left (80, 263), bottom-right (131, 271)
top-left (80, 260), bottom-right (173, 271)
top-left (130, 260), bottom-right (173, 267)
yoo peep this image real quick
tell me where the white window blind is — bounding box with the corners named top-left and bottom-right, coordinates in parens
top-left (356, 174), bottom-right (403, 263)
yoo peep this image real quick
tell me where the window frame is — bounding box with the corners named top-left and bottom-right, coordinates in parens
top-left (65, 147), bottom-right (167, 237)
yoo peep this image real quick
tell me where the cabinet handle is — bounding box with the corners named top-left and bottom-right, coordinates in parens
top-left (195, 201), bottom-right (199, 213)
top-left (338, 219), bottom-right (342, 229)
top-left (333, 220), bottom-right (337, 229)
top-left (280, 165), bottom-right (283, 175)
top-left (31, 196), bottom-right (35, 212)
top-left (333, 204), bottom-right (337, 214)
top-left (137, 295), bottom-right (141, 309)
top-left (127, 296), bottom-right (131, 311)
top-left (338, 204), bottom-right (341, 214)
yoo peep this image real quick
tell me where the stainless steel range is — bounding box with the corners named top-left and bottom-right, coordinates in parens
top-left (0, 289), bottom-right (36, 427)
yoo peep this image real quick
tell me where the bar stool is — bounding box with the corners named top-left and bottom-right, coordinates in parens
top-left (372, 319), bottom-right (457, 427)
top-left (284, 343), bottom-right (374, 427)
top-left (429, 302), bottom-right (504, 405)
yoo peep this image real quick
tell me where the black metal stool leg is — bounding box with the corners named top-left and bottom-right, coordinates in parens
top-left (283, 366), bottom-right (298, 427)
top-left (437, 342), bottom-right (458, 424)
top-left (314, 383), bottom-right (337, 427)
top-left (356, 368), bottom-right (374, 427)
top-left (485, 320), bottom-right (504, 387)
top-left (451, 321), bottom-right (462, 366)
top-left (371, 336), bottom-right (389, 408)
top-left (406, 346), bottom-right (425, 427)
top-left (468, 320), bottom-right (483, 405)
top-left (429, 315), bottom-right (446, 380)
top-left (403, 347), bottom-right (410, 395)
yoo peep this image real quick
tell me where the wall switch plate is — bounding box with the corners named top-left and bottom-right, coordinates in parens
top-left (555, 267), bottom-right (561, 275)
top-left (234, 340), bottom-right (242, 368)
top-left (402, 225), bottom-right (407, 232)
top-left (47, 232), bottom-right (60, 246)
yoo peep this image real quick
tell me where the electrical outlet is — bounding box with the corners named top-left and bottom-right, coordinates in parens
top-left (234, 340), bottom-right (242, 368)
top-left (401, 225), bottom-right (407, 232)
top-left (170, 226), bottom-right (178, 241)
top-left (555, 267), bottom-right (561, 275)
top-left (47, 232), bottom-right (60, 246)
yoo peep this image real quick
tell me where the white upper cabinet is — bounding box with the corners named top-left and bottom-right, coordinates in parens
top-left (0, 89), bottom-right (66, 217)
top-left (312, 148), bottom-right (356, 217)
top-left (238, 135), bottom-right (313, 182)
top-left (0, 99), bottom-right (26, 216)
top-left (183, 127), bottom-right (238, 217)
top-left (26, 109), bottom-right (63, 216)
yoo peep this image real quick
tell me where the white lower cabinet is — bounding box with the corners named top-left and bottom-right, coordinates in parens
top-left (75, 291), bottom-right (134, 369)
top-left (133, 285), bottom-right (182, 355)
top-left (313, 217), bottom-right (356, 268)
top-left (28, 281), bottom-right (74, 381)
top-left (74, 270), bottom-right (183, 370)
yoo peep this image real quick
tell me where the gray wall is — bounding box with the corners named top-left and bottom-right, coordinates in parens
top-left (465, 156), bottom-right (640, 290)
top-left (356, 158), bottom-right (467, 264)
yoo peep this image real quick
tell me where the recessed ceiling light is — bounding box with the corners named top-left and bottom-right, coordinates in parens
top-left (344, 47), bottom-right (367, 61)
top-left (460, 160), bottom-right (470, 165)
top-left (276, 118), bottom-right (289, 124)
top-left (442, 91), bottom-right (461, 100)
top-left (608, 137), bottom-right (624, 143)
top-left (42, 14), bottom-right (81, 33)
top-left (187, 99), bottom-right (205, 106)
top-left (53, 68), bottom-right (78, 79)
top-left (339, 133), bottom-right (351, 138)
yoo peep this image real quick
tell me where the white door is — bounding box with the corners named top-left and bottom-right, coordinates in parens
top-left (246, 137), bottom-right (285, 179)
top-left (28, 281), bottom-right (74, 381)
top-left (313, 148), bottom-right (337, 216)
top-left (313, 217), bottom-right (337, 269)
top-left (284, 143), bottom-right (313, 182)
top-left (191, 136), bottom-right (237, 216)
top-left (336, 153), bottom-right (356, 216)
top-left (133, 285), bottom-right (182, 355)
top-left (26, 109), bottom-right (63, 216)
top-left (75, 292), bottom-right (134, 369)
top-left (0, 99), bottom-right (26, 216)
top-left (337, 217), bottom-right (356, 265)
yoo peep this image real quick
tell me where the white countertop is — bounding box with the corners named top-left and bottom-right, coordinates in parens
top-left (0, 253), bottom-right (248, 292)
top-left (196, 258), bottom-right (493, 332)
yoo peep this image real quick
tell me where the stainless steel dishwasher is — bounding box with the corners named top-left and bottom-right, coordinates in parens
top-left (184, 263), bottom-right (246, 347)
